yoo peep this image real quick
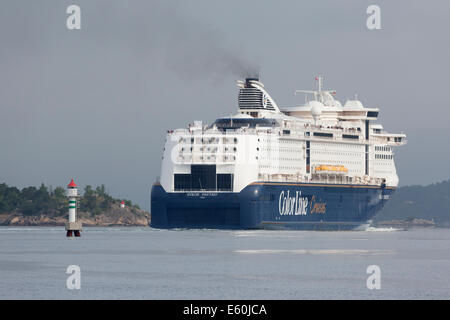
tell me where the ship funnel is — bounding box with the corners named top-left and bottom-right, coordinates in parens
top-left (245, 77), bottom-right (259, 88)
top-left (237, 77), bottom-right (280, 113)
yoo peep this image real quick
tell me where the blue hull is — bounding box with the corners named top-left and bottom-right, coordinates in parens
top-left (150, 182), bottom-right (395, 230)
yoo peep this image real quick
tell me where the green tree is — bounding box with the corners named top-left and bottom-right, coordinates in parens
top-left (0, 184), bottom-right (22, 213)
top-left (81, 185), bottom-right (97, 212)
top-left (34, 183), bottom-right (50, 213)
top-left (51, 186), bottom-right (67, 215)
top-left (96, 184), bottom-right (107, 197)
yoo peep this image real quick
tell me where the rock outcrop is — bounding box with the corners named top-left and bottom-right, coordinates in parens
top-left (0, 203), bottom-right (150, 226)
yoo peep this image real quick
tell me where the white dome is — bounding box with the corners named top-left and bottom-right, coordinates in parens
top-left (344, 100), bottom-right (364, 109)
top-left (309, 100), bottom-right (323, 117)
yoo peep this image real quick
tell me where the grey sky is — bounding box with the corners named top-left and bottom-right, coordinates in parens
top-left (1, 0), bottom-right (449, 210)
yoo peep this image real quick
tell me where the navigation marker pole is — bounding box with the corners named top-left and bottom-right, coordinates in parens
top-left (66, 179), bottom-right (82, 237)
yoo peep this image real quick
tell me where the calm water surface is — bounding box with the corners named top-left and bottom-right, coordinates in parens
top-left (0, 226), bottom-right (449, 299)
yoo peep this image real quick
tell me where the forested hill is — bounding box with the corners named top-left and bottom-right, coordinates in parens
top-left (0, 183), bottom-right (149, 226)
top-left (374, 179), bottom-right (450, 227)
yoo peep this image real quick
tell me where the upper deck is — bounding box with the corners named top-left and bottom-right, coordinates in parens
top-left (159, 76), bottom-right (406, 192)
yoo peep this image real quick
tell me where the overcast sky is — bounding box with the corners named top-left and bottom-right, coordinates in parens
top-left (1, 0), bottom-right (449, 210)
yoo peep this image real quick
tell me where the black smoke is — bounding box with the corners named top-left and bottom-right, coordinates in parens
top-left (152, 2), bottom-right (260, 81)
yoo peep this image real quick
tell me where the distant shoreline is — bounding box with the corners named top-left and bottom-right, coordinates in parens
top-left (0, 182), bottom-right (150, 227)
top-left (0, 210), bottom-right (150, 227)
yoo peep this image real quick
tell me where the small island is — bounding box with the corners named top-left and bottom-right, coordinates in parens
top-left (0, 182), bottom-right (150, 226)
top-left (373, 179), bottom-right (450, 228)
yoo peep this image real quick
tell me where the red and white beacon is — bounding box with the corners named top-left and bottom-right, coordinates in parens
top-left (66, 179), bottom-right (82, 237)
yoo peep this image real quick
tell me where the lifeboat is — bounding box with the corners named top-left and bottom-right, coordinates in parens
top-left (315, 164), bottom-right (348, 174)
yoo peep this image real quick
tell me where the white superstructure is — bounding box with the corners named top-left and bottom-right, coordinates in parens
top-left (159, 77), bottom-right (406, 193)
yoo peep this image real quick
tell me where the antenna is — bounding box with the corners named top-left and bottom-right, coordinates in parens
top-left (315, 76), bottom-right (323, 92)
top-left (294, 76), bottom-right (336, 105)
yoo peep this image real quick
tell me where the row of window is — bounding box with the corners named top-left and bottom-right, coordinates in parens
top-left (181, 146), bottom-right (236, 152)
top-left (314, 161), bottom-right (363, 166)
top-left (375, 146), bottom-right (391, 151)
top-left (342, 134), bottom-right (359, 140)
top-left (312, 150), bottom-right (363, 156)
top-left (258, 147), bottom-right (302, 152)
top-left (314, 142), bottom-right (362, 149)
top-left (313, 132), bottom-right (333, 138)
top-left (279, 139), bottom-right (300, 144)
top-left (179, 137), bottom-right (238, 144)
top-left (375, 154), bottom-right (393, 160)
top-left (374, 162), bottom-right (393, 167)
top-left (259, 167), bottom-right (302, 171)
top-left (259, 158), bottom-right (302, 162)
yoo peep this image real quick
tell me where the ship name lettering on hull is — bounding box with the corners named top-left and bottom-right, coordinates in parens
top-left (278, 191), bottom-right (327, 215)
top-left (278, 190), bottom-right (308, 215)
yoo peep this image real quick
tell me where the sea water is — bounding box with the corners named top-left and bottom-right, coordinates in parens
top-left (0, 226), bottom-right (449, 299)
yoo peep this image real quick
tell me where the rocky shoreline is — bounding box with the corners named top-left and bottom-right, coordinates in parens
top-left (0, 204), bottom-right (150, 227)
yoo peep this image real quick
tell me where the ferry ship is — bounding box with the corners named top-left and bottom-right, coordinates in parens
top-left (151, 76), bottom-right (406, 230)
